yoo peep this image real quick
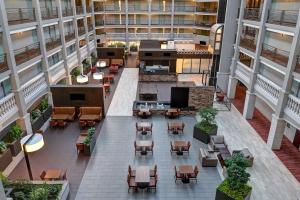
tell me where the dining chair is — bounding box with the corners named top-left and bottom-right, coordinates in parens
top-left (174, 166), bottom-right (182, 183)
top-left (134, 142), bottom-right (142, 155)
top-left (147, 141), bottom-right (154, 154)
top-left (79, 120), bottom-right (87, 129)
top-left (57, 120), bottom-right (67, 128)
top-left (170, 142), bottom-right (176, 154)
top-left (60, 170), bottom-right (67, 180)
top-left (127, 174), bottom-right (137, 193)
top-left (150, 165), bottom-right (157, 177)
top-left (49, 120), bottom-right (58, 128)
top-left (128, 165), bottom-right (136, 177)
top-left (148, 174), bottom-right (158, 192)
top-left (189, 166), bottom-right (199, 183)
top-left (183, 141), bottom-right (191, 155)
top-left (40, 170), bottom-right (46, 180)
top-left (76, 143), bottom-right (84, 154)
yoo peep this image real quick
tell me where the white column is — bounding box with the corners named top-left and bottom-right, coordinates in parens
top-left (125, 0), bottom-right (129, 45)
top-left (71, 0), bottom-right (82, 72)
top-left (227, 75), bottom-right (238, 99)
top-left (243, 91), bottom-right (256, 119)
top-left (267, 114), bottom-right (286, 149)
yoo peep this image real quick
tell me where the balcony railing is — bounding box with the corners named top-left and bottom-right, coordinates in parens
top-left (267, 10), bottom-right (299, 27)
top-left (88, 24), bottom-right (93, 32)
top-left (151, 5), bottom-right (172, 12)
top-left (76, 6), bottom-right (84, 15)
top-left (173, 20), bottom-right (194, 26)
top-left (0, 54), bottom-right (9, 73)
top-left (240, 37), bottom-right (256, 52)
top-left (104, 5), bottom-right (125, 12)
top-left (128, 5), bottom-right (148, 12)
top-left (78, 26), bottom-right (85, 35)
top-left (95, 21), bottom-right (104, 26)
top-left (239, 53), bottom-right (252, 68)
top-left (86, 6), bottom-right (92, 13)
top-left (296, 56), bottom-right (300, 74)
top-left (0, 93), bottom-right (18, 122)
top-left (128, 33), bottom-right (148, 39)
top-left (7, 8), bottom-right (36, 25)
top-left (255, 74), bottom-right (280, 101)
top-left (105, 20), bottom-right (126, 25)
top-left (45, 37), bottom-right (61, 51)
top-left (106, 33), bottom-right (126, 38)
top-left (196, 7), bottom-right (218, 13)
top-left (40, 7), bottom-right (58, 20)
top-left (244, 8), bottom-right (261, 21)
top-left (151, 33), bottom-right (171, 38)
top-left (94, 6), bottom-right (104, 12)
top-left (151, 21), bottom-right (171, 25)
top-left (195, 22), bottom-right (213, 27)
top-left (285, 95), bottom-right (300, 120)
top-left (261, 43), bottom-right (289, 66)
top-left (65, 32), bottom-right (75, 42)
top-left (62, 7), bottom-right (73, 17)
top-left (128, 20), bottom-right (148, 25)
top-left (174, 6), bottom-right (195, 12)
top-left (174, 33), bottom-right (194, 39)
top-left (14, 42), bottom-right (41, 65)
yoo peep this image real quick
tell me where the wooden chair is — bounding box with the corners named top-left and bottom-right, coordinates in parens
top-left (150, 165), bottom-right (157, 177)
top-left (189, 166), bottom-right (199, 183)
top-left (79, 121), bottom-right (87, 129)
top-left (174, 166), bottom-right (182, 183)
top-left (40, 170), bottom-right (46, 180)
top-left (127, 174), bottom-right (137, 193)
top-left (49, 120), bottom-right (58, 128)
top-left (170, 142), bottom-right (176, 154)
top-left (76, 143), bottom-right (84, 154)
top-left (147, 141), bottom-right (154, 154)
top-left (148, 175), bottom-right (158, 192)
top-left (87, 120), bottom-right (96, 127)
top-left (183, 141), bottom-right (191, 155)
top-left (134, 142), bottom-right (142, 155)
top-left (58, 120), bottom-right (67, 128)
top-left (128, 165), bottom-right (136, 177)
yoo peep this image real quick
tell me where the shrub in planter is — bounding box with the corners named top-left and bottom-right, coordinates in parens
top-left (39, 99), bottom-right (52, 122)
top-left (193, 107), bottom-right (218, 144)
top-left (39, 99), bottom-right (48, 113)
top-left (31, 110), bottom-right (44, 133)
top-left (130, 45), bottom-right (138, 52)
top-left (5, 124), bottom-right (23, 156)
top-left (0, 141), bottom-right (13, 171)
top-left (29, 187), bottom-right (49, 200)
top-left (216, 154), bottom-right (252, 200)
top-left (83, 128), bottom-right (96, 156)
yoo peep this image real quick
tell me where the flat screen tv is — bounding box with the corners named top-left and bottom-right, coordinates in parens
top-left (107, 52), bottom-right (115, 56)
top-left (170, 87), bottom-right (189, 108)
top-left (70, 93), bottom-right (85, 101)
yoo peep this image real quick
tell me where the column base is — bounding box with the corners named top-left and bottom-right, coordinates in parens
top-left (267, 114), bottom-right (286, 150)
top-left (227, 76), bottom-right (238, 99)
top-left (243, 91), bottom-right (256, 119)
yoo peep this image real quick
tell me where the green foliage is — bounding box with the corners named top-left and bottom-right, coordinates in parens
top-left (31, 109), bottom-right (41, 121)
top-left (84, 127), bottom-right (95, 146)
top-left (195, 107), bottom-right (218, 134)
top-left (217, 154), bottom-right (251, 200)
top-left (7, 124), bottom-right (23, 143)
top-left (29, 187), bottom-right (49, 200)
top-left (0, 172), bottom-right (9, 187)
top-left (71, 67), bottom-right (81, 77)
top-left (39, 99), bottom-right (49, 112)
top-left (13, 191), bottom-right (26, 200)
top-left (130, 44), bottom-right (138, 52)
top-left (218, 179), bottom-right (251, 200)
top-left (107, 42), bottom-right (125, 48)
top-left (0, 141), bottom-right (7, 153)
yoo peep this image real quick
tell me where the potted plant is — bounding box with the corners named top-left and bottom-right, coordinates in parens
top-left (71, 67), bottom-right (81, 82)
top-left (193, 107), bottom-right (218, 144)
top-left (5, 124), bottom-right (24, 156)
top-left (0, 141), bottom-right (12, 171)
top-left (215, 154), bottom-right (252, 200)
top-left (29, 187), bottom-right (49, 200)
top-left (130, 44), bottom-right (138, 52)
top-left (31, 109), bottom-right (43, 133)
top-left (39, 98), bottom-right (52, 122)
top-left (83, 128), bottom-right (96, 156)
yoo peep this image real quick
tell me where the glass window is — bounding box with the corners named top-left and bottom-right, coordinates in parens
top-left (291, 80), bottom-right (300, 98)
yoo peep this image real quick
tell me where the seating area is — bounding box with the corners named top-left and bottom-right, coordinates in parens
top-left (79, 107), bottom-right (102, 128)
top-left (50, 107), bottom-right (76, 127)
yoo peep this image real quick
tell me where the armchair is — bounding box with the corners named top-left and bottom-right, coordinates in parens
top-left (199, 148), bottom-right (218, 167)
top-left (209, 135), bottom-right (227, 151)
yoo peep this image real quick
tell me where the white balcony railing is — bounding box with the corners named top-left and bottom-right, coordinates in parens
top-left (174, 33), bottom-right (194, 39)
top-left (128, 33), bottom-right (148, 39)
top-left (21, 73), bottom-right (48, 105)
top-left (150, 33), bottom-right (172, 39)
top-left (254, 74), bottom-right (280, 106)
top-left (106, 33), bottom-right (126, 38)
top-left (67, 52), bottom-right (78, 70)
top-left (0, 93), bottom-right (18, 122)
top-left (49, 61), bottom-right (65, 84)
top-left (285, 95), bottom-right (300, 122)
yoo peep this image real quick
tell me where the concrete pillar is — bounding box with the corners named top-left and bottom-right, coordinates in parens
top-left (125, 0), bottom-right (129, 45)
top-left (171, 0), bottom-right (174, 39)
top-left (17, 113), bottom-right (33, 135)
top-left (82, 0), bottom-right (90, 54)
top-left (227, 76), bottom-right (238, 99)
top-left (71, 0), bottom-right (82, 70)
top-left (267, 114), bottom-right (286, 149)
top-left (243, 91), bottom-right (256, 119)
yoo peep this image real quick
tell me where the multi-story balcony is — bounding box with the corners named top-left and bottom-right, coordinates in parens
top-left (194, 22), bottom-right (214, 28)
top-left (78, 26), bottom-right (85, 36)
top-left (62, 7), bottom-right (73, 17)
top-left (151, 21), bottom-right (171, 25)
top-left (0, 54), bottom-right (9, 73)
top-left (76, 6), bottom-right (84, 15)
top-left (173, 20), bottom-right (194, 26)
top-left (239, 52), bottom-right (253, 68)
top-left (7, 8), bottom-right (36, 25)
top-left (244, 8), bottom-right (262, 21)
top-left (239, 36), bottom-right (256, 52)
top-left (40, 7), bottom-right (58, 20)
top-left (295, 56), bottom-right (300, 74)
top-left (45, 37), bottom-right (61, 51)
top-left (151, 5), bottom-right (172, 12)
top-left (105, 20), bottom-right (126, 25)
top-left (128, 20), bottom-right (148, 25)
top-left (196, 7), bottom-right (218, 13)
top-left (128, 5), bottom-right (148, 12)
top-left (94, 5), bottom-right (104, 12)
top-left (14, 42), bottom-right (41, 65)
top-left (86, 6), bottom-right (92, 13)
top-left (261, 43), bottom-right (289, 67)
top-left (65, 32), bottom-right (75, 42)
top-left (104, 5), bottom-right (125, 12)
top-left (267, 10), bottom-right (299, 27)
top-left (174, 6), bottom-right (195, 12)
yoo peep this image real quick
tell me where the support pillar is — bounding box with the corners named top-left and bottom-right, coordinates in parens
top-left (243, 91), bottom-right (256, 119)
top-left (267, 114), bottom-right (286, 149)
top-left (227, 76), bottom-right (238, 99)
top-left (17, 113), bottom-right (33, 135)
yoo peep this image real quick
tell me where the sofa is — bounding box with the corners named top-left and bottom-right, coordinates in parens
top-left (52, 107), bottom-right (76, 121)
top-left (79, 107), bottom-right (103, 121)
top-left (209, 135), bottom-right (227, 151)
top-left (232, 148), bottom-right (254, 167)
top-left (199, 148), bottom-right (218, 167)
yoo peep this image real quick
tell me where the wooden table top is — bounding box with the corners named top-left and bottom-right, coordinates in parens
top-left (51, 114), bottom-right (69, 120)
top-left (168, 122), bottom-right (184, 128)
top-left (173, 141), bottom-right (188, 148)
top-left (139, 108), bottom-right (150, 112)
top-left (136, 140), bottom-right (153, 147)
top-left (44, 169), bottom-right (62, 180)
top-left (167, 108), bottom-right (178, 113)
top-left (179, 165), bottom-right (193, 174)
top-left (137, 122), bottom-right (152, 128)
top-left (135, 166), bottom-right (150, 183)
top-left (76, 135), bottom-right (87, 144)
top-left (80, 115), bottom-right (99, 121)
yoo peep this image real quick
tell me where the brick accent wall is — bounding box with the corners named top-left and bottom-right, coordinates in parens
top-left (139, 74), bottom-right (177, 82)
top-left (188, 86), bottom-right (215, 112)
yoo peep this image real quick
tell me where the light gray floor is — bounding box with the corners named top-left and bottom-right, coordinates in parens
top-left (75, 116), bottom-right (221, 200)
top-left (217, 107), bottom-right (300, 200)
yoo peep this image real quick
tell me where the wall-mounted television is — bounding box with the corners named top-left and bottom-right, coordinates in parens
top-left (69, 93), bottom-right (85, 101)
top-left (170, 87), bottom-right (189, 108)
top-left (107, 52), bottom-right (115, 56)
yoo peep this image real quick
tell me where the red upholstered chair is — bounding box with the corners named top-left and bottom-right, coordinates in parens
top-left (50, 120), bottom-right (58, 128)
top-left (91, 66), bottom-right (97, 73)
top-left (109, 65), bottom-right (119, 74)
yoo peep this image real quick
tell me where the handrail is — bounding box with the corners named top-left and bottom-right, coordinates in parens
top-left (128, 20), bottom-right (148, 25)
top-left (40, 7), bottom-right (58, 20)
top-left (62, 7), bottom-right (73, 17)
top-left (196, 7), bottom-right (217, 13)
top-left (174, 6), bottom-right (195, 12)
top-left (261, 43), bottom-right (290, 66)
top-left (7, 8), bottom-right (36, 25)
top-left (244, 8), bottom-right (261, 21)
top-left (104, 5), bottom-right (125, 12)
top-left (45, 37), bottom-right (61, 51)
top-left (65, 32), bottom-right (75, 42)
top-left (104, 20), bottom-right (126, 25)
top-left (14, 42), bottom-right (41, 65)
top-left (286, 94), bottom-right (300, 118)
top-left (267, 10), bottom-right (299, 27)
top-left (173, 20), bottom-right (194, 25)
top-left (78, 26), bottom-right (85, 35)
top-left (151, 5), bottom-right (172, 12)
top-left (0, 54), bottom-right (9, 73)
top-left (76, 6), bottom-right (84, 14)
top-left (0, 93), bottom-right (18, 120)
top-left (94, 6), bottom-right (104, 12)
top-left (239, 36), bottom-right (256, 52)
top-left (128, 5), bottom-right (148, 11)
top-left (256, 74), bottom-right (280, 100)
top-left (195, 22), bottom-right (213, 27)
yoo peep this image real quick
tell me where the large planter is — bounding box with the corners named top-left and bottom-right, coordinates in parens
top-left (31, 115), bottom-right (44, 133)
top-left (7, 131), bottom-right (26, 157)
top-left (0, 148), bottom-right (13, 171)
top-left (42, 106), bottom-right (52, 122)
top-left (215, 187), bottom-right (251, 200)
top-left (193, 126), bottom-right (218, 144)
top-left (83, 134), bottom-right (96, 156)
